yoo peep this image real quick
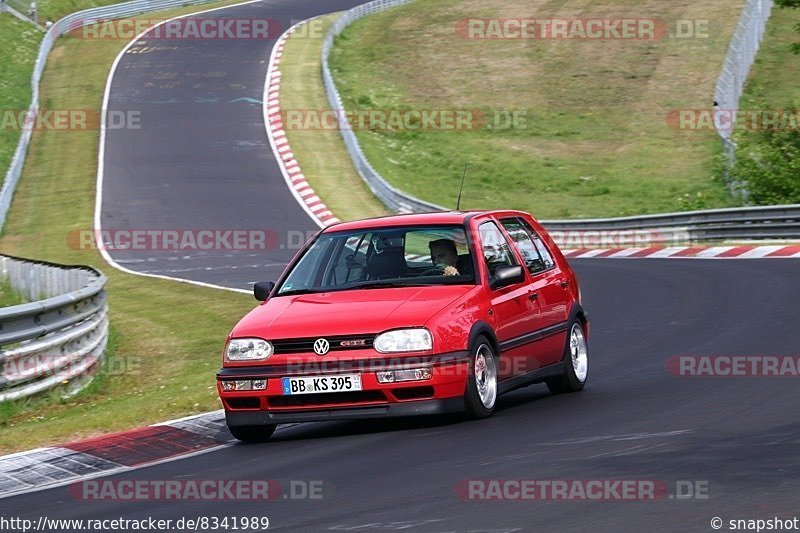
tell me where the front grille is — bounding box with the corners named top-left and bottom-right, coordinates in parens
top-left (225, 397), bottom-right (261, 410)
top-left (391, 386), bottom-right (435, 401)
top-left (271, 334), bottom-right (376, 354)
top-left (268, 391), bottom-right (387, 409)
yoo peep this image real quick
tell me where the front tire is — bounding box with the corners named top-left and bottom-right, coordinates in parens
top-left (464, 337), bottom-right (498, 418)
top-left (546, 320), bottom-right (588, 394)
top-left (228, 424), bottom-right (277, 443)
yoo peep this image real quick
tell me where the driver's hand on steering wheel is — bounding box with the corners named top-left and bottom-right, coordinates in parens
top-left (443, 265), bottom-right (459, 276)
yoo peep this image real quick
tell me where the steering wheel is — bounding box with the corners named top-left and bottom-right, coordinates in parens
top-left (421, 266), bottom-right (445, 276)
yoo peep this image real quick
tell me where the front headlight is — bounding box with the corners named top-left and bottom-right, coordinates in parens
top-left (225, 338), bottom-right (273, 362)
top-left (374, 328), bottom-right (432, 353)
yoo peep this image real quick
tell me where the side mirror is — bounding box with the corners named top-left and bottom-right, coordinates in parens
top-left (254, 281), bottom-right (275, 301)
top-left (490, 265), bottom-right (525, 290)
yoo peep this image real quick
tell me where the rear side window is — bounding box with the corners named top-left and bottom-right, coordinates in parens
top-left (478, 221), bottom-right (518, 276)
top-left (519, 218), bottom-right (555, 271)
top-left (501, 219), bottom-right (547, 275)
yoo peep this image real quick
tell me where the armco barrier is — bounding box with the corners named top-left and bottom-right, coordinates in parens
top-left (542, 204), bottom-right (800, 243)
top-left (0, 0), bottom-right (222, 233)
top-left (0, 0), bottom-right (39, 25)
top-left (0, 255), bottom-right (108, 401)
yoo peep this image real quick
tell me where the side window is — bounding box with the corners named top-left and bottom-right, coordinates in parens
top-left (520, 219), bottom-right (555, 270)
top-left (501, 219), bottom-right (546, 275)
top-left (478, 221), bottom-right (517, 276)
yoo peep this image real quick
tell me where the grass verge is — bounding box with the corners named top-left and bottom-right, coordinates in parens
top-left (0, 16), bottom-right (43, 186)
top-left (328, 0), bottom-right (746, 218)
top-left (0, 0), bottom-right (256, 453)
top-left (279, 15), bottom-right (389, 222)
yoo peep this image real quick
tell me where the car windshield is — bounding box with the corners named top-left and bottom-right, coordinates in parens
top-left (276, 225), bottom-right (475, 295)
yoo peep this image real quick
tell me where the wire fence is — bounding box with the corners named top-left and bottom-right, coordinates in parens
top-left (714, 0), bottom-right (773, 174)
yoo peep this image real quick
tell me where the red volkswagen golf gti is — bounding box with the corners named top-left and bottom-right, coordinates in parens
top-left (217, 211), bottom-right (589, 441)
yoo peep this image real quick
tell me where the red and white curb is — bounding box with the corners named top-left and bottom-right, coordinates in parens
top-left (264, 19), bottom-right (340, 229)
top-left (561, 245), bottom-right (800, 259)
top-left (0, 411), bottom-right (233, 499)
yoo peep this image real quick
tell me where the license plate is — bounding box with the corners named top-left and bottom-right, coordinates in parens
top-left (281, 374), bottom-right (362, 395)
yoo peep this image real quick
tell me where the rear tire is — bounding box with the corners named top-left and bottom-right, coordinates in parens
top-left (546, 320), bottom-right (588, 395)
top-left (464, 336), bottom-right (498, 419)
top-left (228, 424), bottom-right (277, 443)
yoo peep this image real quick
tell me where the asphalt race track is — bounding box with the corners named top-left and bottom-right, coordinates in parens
top-left (100, 0), bottom-right (364, 290)
top-left (5, 259), bottom-right (800, 531)
top-left (28, 0), bottom-right (800, 530)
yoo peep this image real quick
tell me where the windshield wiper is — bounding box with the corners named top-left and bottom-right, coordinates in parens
top-left (353, 281), bottom-right (432, 290)
top-left (276, 288), bottom-right (325, 296)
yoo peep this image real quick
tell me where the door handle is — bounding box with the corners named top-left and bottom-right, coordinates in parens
top-left (528, 292), bottom-right (538, 301)
top-left (560, 280), bottom-right (569, 288)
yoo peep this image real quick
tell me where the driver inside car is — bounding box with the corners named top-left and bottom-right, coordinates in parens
top-left (428, 239), bottom-right (471, 277)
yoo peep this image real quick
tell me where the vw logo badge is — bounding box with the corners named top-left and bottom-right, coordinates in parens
top-left (313, 338), bottom-right (330, 355)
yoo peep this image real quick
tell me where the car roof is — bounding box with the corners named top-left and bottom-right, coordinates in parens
top-left (325, 210), bottom-right (531, 233)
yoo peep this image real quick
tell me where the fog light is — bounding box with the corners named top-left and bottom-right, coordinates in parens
top-left (252, 379), bottom-right (267, 390)
top-left (234, 380), bottom-right (252, 391)
top-left (395, 368), bottom-right (433, 381)
top-left (376, 371), bottom-right (395, 384)
top-left (376, 368), bottom-right (432, 383)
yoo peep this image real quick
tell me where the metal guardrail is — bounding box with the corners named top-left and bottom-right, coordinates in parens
top-left (321, 0), bottom-right (798, 241)
top-left (542, 204), bottom-right (800, 243)
top-left (0, 0), bottom-right (221, 234)
top-left (0, 255), bottom-right (108, 402)
top-left (0, 0), bottom-right (39, 25)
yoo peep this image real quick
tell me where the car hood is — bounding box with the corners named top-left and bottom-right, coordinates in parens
top-left (231, 285), bottom-right (478, 339)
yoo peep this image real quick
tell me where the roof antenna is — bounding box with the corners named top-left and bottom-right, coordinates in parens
top-left (456, 163), bottom-right (468, 212)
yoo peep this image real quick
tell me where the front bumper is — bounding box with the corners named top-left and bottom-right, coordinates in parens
top-left (225, 396), bottom-right (465, 426)
top-left (217, 351), bottom-right (470, 425)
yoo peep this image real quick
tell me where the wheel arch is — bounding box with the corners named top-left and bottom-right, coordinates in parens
top-left (468, 321), bottom-right (500, 354)
top-left (568, 303), bottom-right (589, 338)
